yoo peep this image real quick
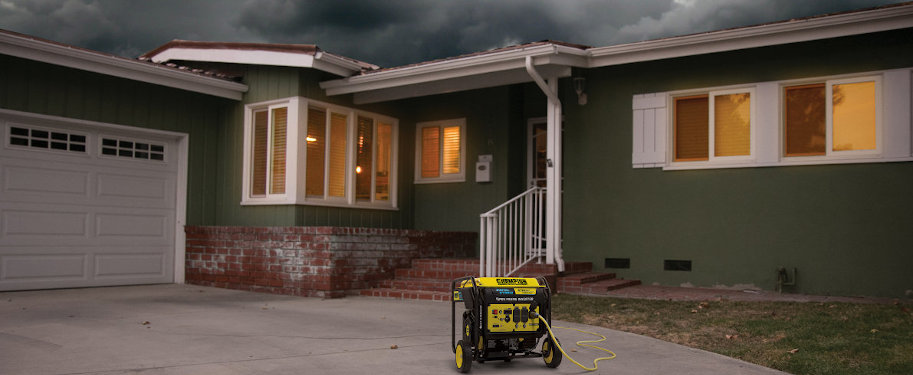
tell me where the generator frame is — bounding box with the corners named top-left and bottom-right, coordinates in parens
top-left (451, 276), bottom-right (561, 372)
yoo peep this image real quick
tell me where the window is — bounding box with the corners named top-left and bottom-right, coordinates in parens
top-left (673, 89), bottom-right (753, 162)
top-left (249, 104), bottom-right (288, 197)
top-left (101, 137), bottom-right (165, 161)
top-left (631, 68), bottom-right (909, 171)
top-left (415, 118), bottom-right (465, 183)
top-left (242, 97), bottom-right (398, 208)
top-left (784, 76), bottom-right (881, 157)
top-left (8, 126), bottom-right (86, 153)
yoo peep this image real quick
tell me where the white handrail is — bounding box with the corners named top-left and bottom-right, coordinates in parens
top-left (479, 187), bottom-right (547, 277)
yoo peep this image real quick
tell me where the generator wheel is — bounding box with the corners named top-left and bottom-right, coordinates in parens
top-left (542, 337), bottom-right (562, 368)
top-left (456, 340), bottom-right (472, 373)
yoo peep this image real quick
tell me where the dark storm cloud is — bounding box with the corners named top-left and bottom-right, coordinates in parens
top-left (0, 0), bottom-right (905, 68)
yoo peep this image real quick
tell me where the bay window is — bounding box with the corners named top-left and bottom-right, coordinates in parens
top-left (242, 97), bottom-right (398, 208)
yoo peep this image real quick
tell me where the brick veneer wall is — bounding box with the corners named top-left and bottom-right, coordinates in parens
top-left (184, 226), bottom-right (476, 298)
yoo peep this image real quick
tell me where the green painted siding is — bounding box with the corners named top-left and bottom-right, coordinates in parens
top-left (402, 86), bottom-right (528, 232)
top-left (562, 29), bottom-right (913, 297)
top-left (0, 55), bottom-right (231, 226)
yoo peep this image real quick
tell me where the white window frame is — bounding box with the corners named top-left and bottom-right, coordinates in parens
top-left (669, 86), bottom-right (756, 167)
top-left (649, 68), bottom-right (910, 171)
top-left (242, 96), bottom-right (398, 209)
top-left (242, 97), bottom-right (298, 205)
top-left (414, 118), bottom-right (466, 184)
top-left (825, 75), bottom-right (882, 158)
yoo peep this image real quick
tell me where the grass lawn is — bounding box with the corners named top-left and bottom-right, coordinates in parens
top-left (551, 294), bottom-right (913, 375)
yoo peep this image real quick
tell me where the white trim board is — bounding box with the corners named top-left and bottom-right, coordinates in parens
top-left (0, 32), bottom-right (248, 100)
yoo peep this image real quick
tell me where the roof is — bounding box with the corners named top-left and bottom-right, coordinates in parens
top-left (321, 2), bottom-right (913, 104)
top-left (0, 29), bottom-right (248, 100)
top-left (141, 40), bottom-right (379, 77)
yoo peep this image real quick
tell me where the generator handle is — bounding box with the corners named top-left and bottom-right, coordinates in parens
top-left (451, 276), bottom-right (478, 353)
top-left (536, 276), bottom-right (553, 324)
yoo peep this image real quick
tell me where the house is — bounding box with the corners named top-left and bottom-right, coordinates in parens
top-left (1, 3), bottom-right (911, 298)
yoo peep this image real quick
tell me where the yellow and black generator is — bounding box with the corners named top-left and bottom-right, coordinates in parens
top-left (451, 276), bottom-right (562, 372)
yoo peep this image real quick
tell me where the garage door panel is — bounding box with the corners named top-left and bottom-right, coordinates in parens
top-left (2, 210), bottom-right (89, 237)
top-left (1, 254), bottom-right (88, 281)
top-left (3, 165), bottom-right (90, 196)
top-left (96, 173), bottom-right (175, 208)
top-left (95, 253), bottom-right (165, 278)
top-left (96, 213), bottom-right (167, 238)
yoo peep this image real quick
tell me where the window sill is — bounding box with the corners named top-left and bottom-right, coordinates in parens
top-left (660, 155), bottom-right (913, 171)
top-left (241, 198), bottom-right (398, 211)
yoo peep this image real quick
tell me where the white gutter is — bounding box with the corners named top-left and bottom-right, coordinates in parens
top-left (0, 32), bottom-right (248, 100)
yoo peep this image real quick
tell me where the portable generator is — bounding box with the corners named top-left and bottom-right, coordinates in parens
top-left (451, 276), bottom-right (562, 372)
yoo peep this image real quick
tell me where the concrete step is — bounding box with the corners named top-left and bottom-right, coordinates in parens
top-left (359, 288), bottom-right (451, 302)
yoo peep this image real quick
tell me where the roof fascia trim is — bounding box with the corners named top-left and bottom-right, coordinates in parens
top-left (320, 44), bottom-right (588, 95)
top-left (0, 32), bottom-right (247, 100)
top-left (588, 5), bottom-right (913, 67)
top-left (147, 48), bottom-right (364, 77)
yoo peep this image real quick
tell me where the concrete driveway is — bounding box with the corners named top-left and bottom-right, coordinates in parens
top-left (0, 284), bottom-right (787, 375)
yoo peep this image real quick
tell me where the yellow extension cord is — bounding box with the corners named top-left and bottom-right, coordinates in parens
top-left (537, 315), bottom-right (617, 371)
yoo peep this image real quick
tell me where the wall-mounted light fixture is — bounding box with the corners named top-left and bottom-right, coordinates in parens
top-left (573, 77), bottom-right (587, 106)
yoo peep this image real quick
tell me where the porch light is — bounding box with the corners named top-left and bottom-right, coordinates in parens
top-left (355, 165), bottom-right (362, 174)
top-left (573, 77), bottom-right (587, 106)
top-left (306, 136), bottom-right (318, 143)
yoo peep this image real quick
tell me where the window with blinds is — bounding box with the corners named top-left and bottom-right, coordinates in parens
top-left (416, 118), bottom-right (465, 183)
top-left (784, 76), bottom-right (880, 157)
top-left (250, 107), bottom-right (287, 197)
top-left (673, 89), bottom-right (753, 162)
top-left (244, 96), bottom-right (398, 208)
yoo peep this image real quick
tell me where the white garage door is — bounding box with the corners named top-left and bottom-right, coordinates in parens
top-left (0, 111), bottom-right (183, 291)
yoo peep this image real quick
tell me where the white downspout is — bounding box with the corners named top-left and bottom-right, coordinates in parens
top-left (525, 56), bottom-right (565, 273)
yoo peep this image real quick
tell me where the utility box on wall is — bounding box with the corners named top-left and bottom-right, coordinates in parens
top-left (476, 154), bottom-right (492, 183)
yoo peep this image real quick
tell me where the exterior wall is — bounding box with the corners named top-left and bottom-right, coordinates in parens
top-left (403, 85), bottom-right (529, 232)
top-left (184, 225), bottom-right (476, 298)
top-left (562, 29), bottom-right (913, 297)
top-left (0, 54), bottom-right (231, 226)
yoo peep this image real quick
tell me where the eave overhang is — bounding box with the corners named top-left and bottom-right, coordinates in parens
top-left (320, 44), bottom-right (589, 104)
top-left (143, 42), bottom-right (376, 77)
top-left (587, 2), bottom-right (913, 67)
top-left (0, 31), bottom-right (248, 101)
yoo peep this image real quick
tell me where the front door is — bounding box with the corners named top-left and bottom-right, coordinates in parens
top-left (527, 119), bottom-right (547, 187)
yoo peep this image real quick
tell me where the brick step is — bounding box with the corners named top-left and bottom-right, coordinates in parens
top-left (377, 278), bottom-right (456, 292)
top-left (411, 258), bottom-right (482, 272)
top-left (359, 288), bottom-right (451, 302)
top-left (560, 278), bottom-right (642, 295)
top-left (557, 272), bottom-right (618, 288)
top-left (394, 268), bottom-right (478, 280)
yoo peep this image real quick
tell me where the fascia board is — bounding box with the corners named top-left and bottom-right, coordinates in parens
top-left (322, 45), bottom-right (589, 95)
top-left (0, 33), bottom-right (248, 100)
top-left (352, 65), bottom-right (571, 104)
top-left (588, 5), bottom-right (913, 67)
top-left (149, 48), bottom-right (316, 67)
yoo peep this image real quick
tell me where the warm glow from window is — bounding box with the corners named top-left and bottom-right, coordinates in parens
top-left (328, 113), bottom-right (347, 197)
top-left (306, 136), bottom-right (317, 142)
top-left (832, 81), bottom-right (876, 151)
top-left (784, 83), bottom-right (826, 156)
top-left (306, 107), bottom-right (326, 196)
top-left (674, 95), bottom-right (709, 161)
top-left (442, 126), bottom-right (461, 174)
top-left (421, 127), bottom-right (440, 178)
top-left (269, 107), bottom-right (287, 194)
top-left (375, 122), bottom-right (392, 201)
top-left (714, 93), bottom-right (750, 157)
top-left (251, 110), bottom-right (268, 196)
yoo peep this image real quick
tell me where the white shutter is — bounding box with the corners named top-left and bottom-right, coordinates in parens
top-left (882, 69), bottom-right (911, 158)
top-left (632, 93), bottom-right (667, 168)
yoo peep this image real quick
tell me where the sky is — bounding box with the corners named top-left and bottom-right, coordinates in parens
top-left (0, 0), bottom-right (906, 68)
